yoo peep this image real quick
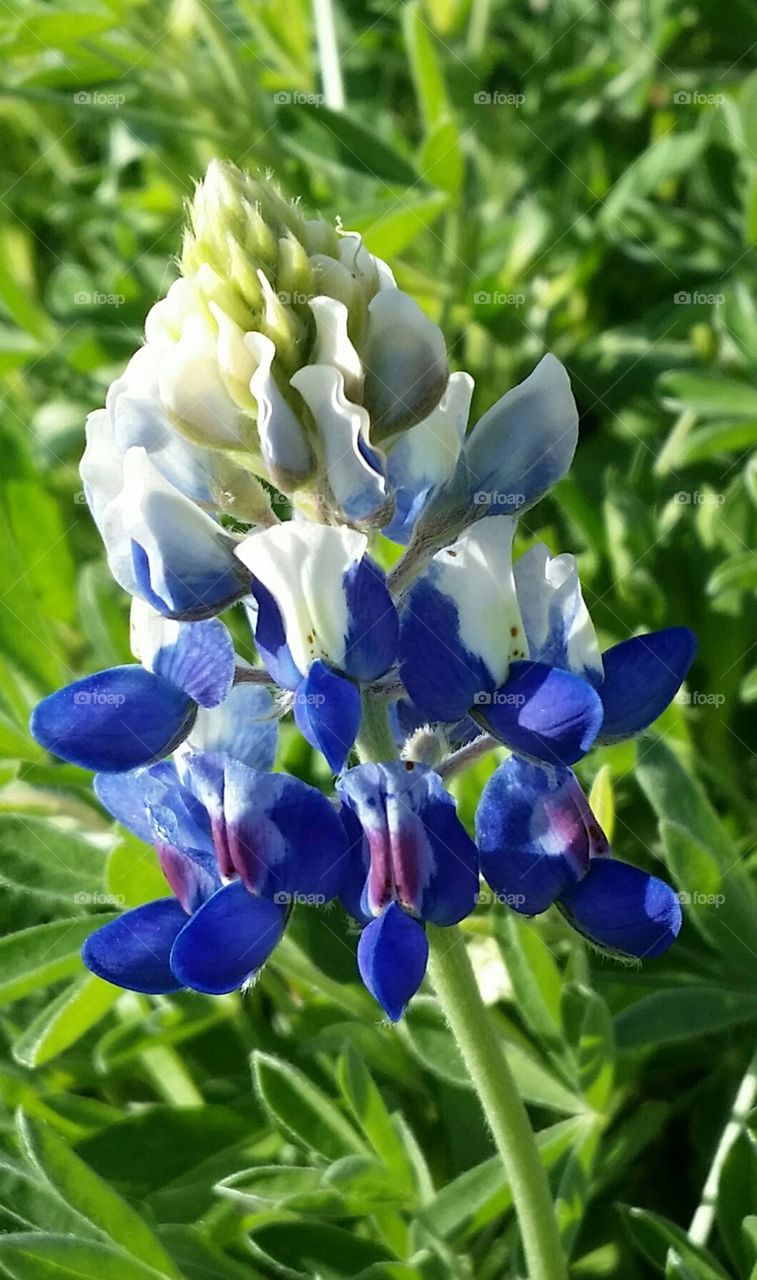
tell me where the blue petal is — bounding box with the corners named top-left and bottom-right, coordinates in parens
top-left (476, 758), bottom-right (592, 914)
top-left (184, 680), bottom-right (278, 771)
top-left (460, 354), bottom-right (578, 515)
top-left (248, 583), bottom-right (303, 691)
top-left (293, 662), bottom-right (361, 773)
top-left (30, 667), bottom-right (196, 772)
top-left (169, 881), bottom-right (287, 994)
top-left (475, 661), bottom-right (603, 766)
top-left (597, 627), bottom-right (697, 744)
top-left (148, 618), bottom-right (235, 708)
top-left (558, 858), bottom-right (682, 958)
top-left (219, 760), bottom-right (349, 902)
top-left (357, 903), bottom-right (429, 1021)
top-left (400, 577), bottom-right (493, 722)
top-left (93, 762), bottom-right (179, 844)
top-left (338, 762), bottom-right (479, 926)
top-left (343, 556), bottom-right (399, 682)
top-left (130, 536), bottom-right (249, 621)
top-left (82, 898), bottom-right (187, 993)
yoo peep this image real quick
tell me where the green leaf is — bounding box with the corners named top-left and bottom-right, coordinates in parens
top-left (707, 552), bottom-right (757, 598)
top-left (658, 371), bottom-right (757, 419)
top-left (0, 917), bottom-right (115, 1005)
top-left (615, 987), bottom-right (757, 1050)
top-left (283, 105), bottom-right (419, 186)
top-left (0, 815), bottom-right (108, 903)
top-left (659, 820), bottom-right (757, 973)
top-left (417, 119), bottom-right (463, 196)
top-left (345, 193), bottom-right (448, 259)
top-left (0, 1157), bottom-right (96, 1237)
top-left (717, 1129), bottom-right (757, 1276)
top-left (562, 984), bottom-right (615, 1111)
top-left (636, 736), bottom-right (735, 869)
top-left (247, 1221), bottom-right (393, 1278)
top-left (678, 421), bottom-right (757, 464)
top-left (493, 909), bottom-right (564, 1051)
top-left (620, 1205), bottom-right (733, 1280)
top-left (107, 833), bottom-right (168, 908)
top-left (402, 1), bottom-right (450, 129)
top-left (336, 1046), bottom-right (416, 1189)
top-left (252, 1052), bottom-right (366, 1160)
top-left (13, 975), bottom-right (121, 1068)
top-left (18, 1112), bottom-right (181, 1278)
top-left (0, 1234), bottom-right (171, 1280)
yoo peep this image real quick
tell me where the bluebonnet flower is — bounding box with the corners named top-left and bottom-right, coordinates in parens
top-left (476, 757), bottom-right (682, 959)
top-left (400, 519), bottom-right (696, 766)
top-left (30, 160), bottom-right (697, 1020)
top-left (337, 762), bottom-right (479, 1020)
top-left (237, 523), bottom-right (399, 772)
top-left (84, 729), bottom-right (348, 995)
top-left (31, 606), bottom-right (247, 772)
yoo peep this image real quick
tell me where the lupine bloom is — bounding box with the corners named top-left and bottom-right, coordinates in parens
top-left (30, 160), bottom-right (696, 1019)
top-left (338, 762), bottom-right (479, 1020)
top-left (476, 757), bottom-right (682, 958)
top-left (401, 518), bottom-right (696, 766)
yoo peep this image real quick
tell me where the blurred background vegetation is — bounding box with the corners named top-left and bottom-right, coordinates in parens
top-left (0, 1), bottom-right (756, 1278)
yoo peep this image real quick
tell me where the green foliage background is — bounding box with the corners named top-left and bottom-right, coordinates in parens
top-left (0, 1), bottom-right (755, 1277)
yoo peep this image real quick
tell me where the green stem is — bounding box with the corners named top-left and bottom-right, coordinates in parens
top-left (689, 1041), bottom-right (757, 1246)
top-left (356, 697), bottom-right (567, 1280)
top-left (426, 926), bottom-right (567, 1280)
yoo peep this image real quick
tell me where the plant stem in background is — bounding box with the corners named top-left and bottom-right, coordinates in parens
top-left (357, 697), bottom-right (568, 1280)
top-left (689, 1042), bottom-right (757, 1246)
top-left (313, 0), bottom-right (345, 109)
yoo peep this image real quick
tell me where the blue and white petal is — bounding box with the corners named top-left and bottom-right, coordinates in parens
top-left (475, 660), bottom-right (603, 767)
top-left (460, 354), bottom-right (578, 515)
top-left (30, 666), bottom-right (196, 772)
top-left (130, 601), bottom-right (235, 708)
top-left (247, 331), bottom-right (313, 488)
top-left (361, 289), bottom-right (448, 442)
top-left (337, 762), bottom-right (479, 926)
top-left (82, 898), bottom-right (187, 994)
top-left (357, 903), bottom-right (429, 1022)
top-left (238, 523), bottom-right (397, 683)
top-left (182, 678), bottom-right (278, 772)
top-left (383, 372), bottom-right (473, 544)
top-left (514, 543), bottom-right (602, 685)
top-left (596, 627), bottom-right (697, 744)
top-left (291, 364), bottom-right (389, 526)
top-left (558, 858), bottom-right (682, 959)
top-left (400, 516), bottom-right (525, 723)
top-left (476, 757), bottom-right (595, 915)
top-left (170, 881), bottom-right (288, 994)
top-left (93, 761), bottom-right (180, 845)
top-left (115, 446), bottom-right (250, 619)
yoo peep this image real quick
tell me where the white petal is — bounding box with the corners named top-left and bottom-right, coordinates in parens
top-left (514, 543), bottom-right (602, 682)
top-left (291, 364), bottom-right (388, 525)
top-left (236, 523), bottom-right (366, 674)
top-left (308, 296), bottom-right (363, 401)
top-left (429, 514), bottom-right (526, 686)
top-left (246, 332), bottom-right (312, 485)
top-left (157, 314), bottom-right (245, 447)
top-left (388, 371), bottom-right (473, 494)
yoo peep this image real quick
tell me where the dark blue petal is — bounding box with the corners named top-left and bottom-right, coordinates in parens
top-left (150, 618), bottom-right (235, 708)
top-left (476, 758), bottom-right (591, 914)
top-left (476, 661), bottom-right (603, 766)
top-left (248, 584), bottom-right (302, 691)
top-left (82, 898), bottom-right (187, 993)
top-left (400, 578), bottom-right (493, 723)
top-left (357, 903), bottom-right (429, 1021)
top-left (343, 556), bottom-right (399, 682)
top-left (597, 627), bottom-right (697, 745)
top-left (338, 762), bottom-right (478, 926)
top-left (30, 667), bottom-right (196, 772)
top-left (293, 662), bottom-right (361, 773)
top-left (220, 760), bottom-right (349, 902)
top-left (94, 762), bottom-right (179, 844)
top-left (131, 530), bottom-right (250, 621)
top-left (558, 858), bottom-right (682, 959)
top-left (170, 881), bottom-right (287, 994)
